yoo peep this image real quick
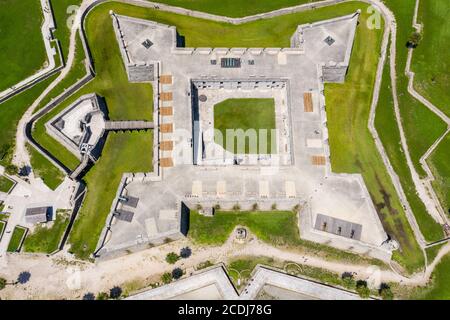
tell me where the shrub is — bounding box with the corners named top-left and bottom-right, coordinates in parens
top-left (0, 277), bottom-right (6, 290)
top-left (96, 292), bottom-right (109, 300)
top-left (82, 292), bottom-right (95, 300)
top-left (17, 271), bottom-right (31, 284)
top-left (172, 268), bottom-right (183, 280)
top-left (341, 272), bottom-right (355, 288)
top-left (356, 280), bottom-right (371, 299)
top-left (196, 203), bottom-right (202, 211)
top-left (166, 252), bottom-right (180, 264)
top-left (407, 31), bottom-right (422, 48)
top-left (232, 203), bottom-right (241, 211)
top-left (379, 283), bottom-right (394, 300)
top-left (180, 247), bottom-right (192, 259)
top-left (214, 204), bottom-right (221, 210)
top-left (271, 203), bottom-right (277, 210)
top-left (197, 260), bottom-right (214, 270)
top-left (109, 286), bottom-right (123, 299)
top-left (251, 203), bottom-right (258, 211)
top-left (161, 272), bottom-right (172, 284)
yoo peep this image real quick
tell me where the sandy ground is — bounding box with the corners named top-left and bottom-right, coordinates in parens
top-left (2, 227), bottom-right (444, 300)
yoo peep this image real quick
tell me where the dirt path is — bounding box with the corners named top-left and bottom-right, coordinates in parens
top-left (0, 235), bottom-right (418, 299)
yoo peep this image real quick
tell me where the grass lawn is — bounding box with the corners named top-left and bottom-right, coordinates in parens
top-left (0, 221), bottom-right (5, 239)
top-left (383, 0), bottom-right (447, 179)
top-left (7, 225), bottom-right (28, 252)
top-left (23, 210), bottom-right (70, 253)
top-left (214, 98), bottom-right (276, 154)
top-left (0, 0), bottom-right (46, 91)
top-left (412, 0), bottom-right (450, 117)
top-left (0, 74), bottom-right (58, 170)
top-left (427, 134), bottom-right (450, 215)
top-left (425, 243), bottom-right (445, 265)
top-left (154, 0), bottom-right (321, 17)
top-left (50, 0), bottom-right (83, 59)
top-left (415, 253), bottom-right (450, 299)
top-left (226, 256), bottom-right (360, 294)
top-left (374, 39), bottom-right (443, 242)
top-left (325, 8), bottom-right (423, 271)
top-left (189, 210), bottom-right (300, 246)
top-left (68, 131), bottom-right (153, 259)
top-left (27, 143), bottom-right (65, 190)
top-left (0, 175), bottom-right (14, 193)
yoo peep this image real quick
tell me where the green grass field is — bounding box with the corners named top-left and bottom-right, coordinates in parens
top-left (415, 253), bottom-right (450, 299)
top-left (189, 210), bottom-right (300, 246)
top-left (50, 0), bottom-right (83, 59)
top-left (23, 210), bottom-right (70, 253)
top-left (27, 143), bottom-right (65, 190)
top-left (68, 131), bottom-right (153, 259)
top-left (427, 134), bottom-right (450, 215)
top-left (412, 0), bottom-right (450, 117)
top-left (0, 221), bottom-right (5, 239)
top-left (374, 39), bottom-right (443, 242)
top-left (154, 0), bottom-right (320, 17)
top-left (7, 226), bottom-right (27, 252)
top-left (0, 0), bottom-right (46, 92)
top-left (382, 0), bottom-right (447, 179)
top-left (0, 74), bottom-right (58, 170)
top-left (0, 175), bottom-right (14, 193)
top-left (214, 98), bottom-right (276, 154)
top-left (324, 8), bottom-right (423, 271)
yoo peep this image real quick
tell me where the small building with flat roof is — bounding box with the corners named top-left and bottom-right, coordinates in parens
top-left (25, 206), bottom-right (52, 224)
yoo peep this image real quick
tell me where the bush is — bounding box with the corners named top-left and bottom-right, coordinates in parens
top-left (341, 272), bottom-right (355, 288)
top-left (166, 252), bottom-right (180, 264)
top-left (161, 272), bottom-right (172, 284)
top-left (172, 268), bottom-right (183, 280)
top-left (17, 271), bottom-right (31, 284)
top-left (407, 31), bottom-right (422, 48)
top-left (232, 203), bottom-right (241, 211)
top-left (109, 286), bottom-right (123, 299)
top-left (0, 277), bottom-right (6, 290)
top-left (180, 247), bottom-right (192, 259)
top-left (271, 203), bottom-right (277, 210)
top-left (356, 280), bottom-right (371, 299)
top-left (214, 204), bottom-right (221, 210)
top-left (251, 203), bottom-right (258, 211)
top-left (96, 292), bottom-right (109, 300)
top-left (379, 283), bottom-right (394, 300)
top-left (82, 292), bottom-right (95, 300)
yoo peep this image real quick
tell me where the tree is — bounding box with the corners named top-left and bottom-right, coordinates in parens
top-left (180, 247), bottom-right (192, 259)
top-left (356, 280), bottom-right (371, 299)
top-left (0, 277), bottom-right (6, 290)
top-left (82, 292), bottom-right (95, 300)
top-left (172, 268), bottom-right (183, 280)
top-left (17, 271), bottom-right (31, 284)
top-left (166, 252), bottom-right (180, 264)
top-left (407, 31), bottom-right (422, 48)
top-left (109, 286), bottom-right (123, 299)
top-left (161, 272), bottom-right (172, 284)
top-left (96, 292), bottom-right (109, 300)
top-left (379, 283), bottom-right (394, 300)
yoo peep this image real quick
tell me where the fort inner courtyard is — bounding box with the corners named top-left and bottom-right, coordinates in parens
top-left (92, 10), bottom-right (395, 261)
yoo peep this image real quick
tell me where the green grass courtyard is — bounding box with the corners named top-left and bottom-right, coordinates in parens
top-left (214, 98), bottom-right (276, 154)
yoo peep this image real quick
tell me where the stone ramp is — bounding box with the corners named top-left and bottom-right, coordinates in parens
top-left (70, 156), bottom-right (90, 180)
top-left (104, 120), bottom-right (154, 131)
